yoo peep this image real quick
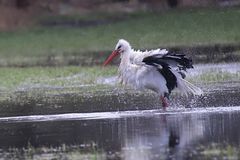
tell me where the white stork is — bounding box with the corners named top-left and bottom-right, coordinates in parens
top-left (103, 39), bottom-right (203, 108)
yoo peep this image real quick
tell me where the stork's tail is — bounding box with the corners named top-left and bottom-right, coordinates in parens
top-left (177, 78), bottom-right (203, 96)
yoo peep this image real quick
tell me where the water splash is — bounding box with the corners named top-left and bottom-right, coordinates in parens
top-left (95, 76), bottom-right (118, 85)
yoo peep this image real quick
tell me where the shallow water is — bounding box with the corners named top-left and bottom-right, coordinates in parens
top-left (0, 63), bottom-right (240, 159)
top-left (1, 107), bottom-right (240, 159)
top-left (189, 63), bottom-right (240, 76)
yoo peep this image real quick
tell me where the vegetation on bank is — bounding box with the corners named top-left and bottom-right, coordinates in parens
top-left (0, 8), bottom-right (239, 92)
top-left (0, 66), bottom-right (117, 90)
top-left (0, 66), bottom-right (239, 91)
top-left (1, 143), bottom-right (240, 160)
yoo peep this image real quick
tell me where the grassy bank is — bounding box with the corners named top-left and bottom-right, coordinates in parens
top-left (0, 66), bottom-right (117, 90)
top-left (2, 144), bottom-right (239, 160)
top-left (0, 65), bottom-right (239, 91)
top-left (0, 8), bottom-right (239, 66)
top-left (0, 144), bottom-right (240, 160)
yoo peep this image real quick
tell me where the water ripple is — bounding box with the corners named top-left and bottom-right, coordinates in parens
top-left (1, 106), bottom-right (240, 123)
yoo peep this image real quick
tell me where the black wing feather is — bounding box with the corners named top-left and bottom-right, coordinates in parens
top-left (161, 53), bottom-right (193, 70)
top-left (142, 56), bottom-right (177, 94)
top-left (142, 52), bottom-right (193, 94)
top-left (143, 53), bottom-right (193, 70)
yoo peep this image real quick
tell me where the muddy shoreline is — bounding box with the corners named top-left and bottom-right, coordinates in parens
top-left (0, 82), bottom-right (239, 117)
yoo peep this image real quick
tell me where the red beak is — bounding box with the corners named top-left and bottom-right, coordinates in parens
top-left (103, 50), bottom-right (119, 66)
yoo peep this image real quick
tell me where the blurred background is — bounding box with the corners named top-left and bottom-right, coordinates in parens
top-left (0, 0), bottom-right (238, 30)
top-left (0, 0), bottom-right (240, 30)
top-left (0, 1), bottom-right (240, 159)
top-left (0, 0), bottom-right (239, 67)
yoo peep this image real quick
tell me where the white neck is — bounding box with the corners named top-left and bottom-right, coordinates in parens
top-left (120, 49), bottom-right (131, 66)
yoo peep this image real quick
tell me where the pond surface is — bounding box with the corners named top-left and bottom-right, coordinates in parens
top-left (1, 107), bottom-right (240, 159)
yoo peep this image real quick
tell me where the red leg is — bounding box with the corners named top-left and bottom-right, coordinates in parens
top-left (160, 96), bottom-right (168, 108)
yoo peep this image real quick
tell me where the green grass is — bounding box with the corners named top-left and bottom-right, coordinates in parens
top-left (201, 144), bottom-right (240, 160)
top-left (0, 66), bottom-right (117, 90)
top-left (2, 144), bottom-right (105, 160)
top-left (0, 65), bottom-right (239, 91)
top-left (187, 70), bottom-right (240, 83)
top-left (0, 8), bottom-right (239, 60)
top-left (2, 143), bottom-right (240, 160)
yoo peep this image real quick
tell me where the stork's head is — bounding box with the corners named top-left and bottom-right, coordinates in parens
top-left (103, 39), bottom-right (131, 66)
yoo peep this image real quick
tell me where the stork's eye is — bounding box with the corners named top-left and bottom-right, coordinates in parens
top-left (117, 45), bottom-right (122, 50)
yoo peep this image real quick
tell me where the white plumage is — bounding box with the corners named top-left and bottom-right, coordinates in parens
top-left (104, 39), bottom-right (203, 107)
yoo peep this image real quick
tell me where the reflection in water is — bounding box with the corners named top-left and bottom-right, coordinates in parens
top-left (120, 115), bottom-right (205, 160)
top-left (0, 108), bottom-right (240, 159)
